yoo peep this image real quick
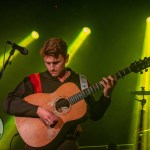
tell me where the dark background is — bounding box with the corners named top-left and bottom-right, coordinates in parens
top-left (0, 0), bottom-right (150, 149)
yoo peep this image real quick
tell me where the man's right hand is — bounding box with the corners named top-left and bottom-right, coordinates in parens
top-left (37, 107), bottom-right (58, 127)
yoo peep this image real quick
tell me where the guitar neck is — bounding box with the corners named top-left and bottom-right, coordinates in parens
top-left (69, 65), bottom-right (132, 105)
top-left (114, 66), bottom-right (132, 79)
top-left (68, 82), bottom-right (102, 104)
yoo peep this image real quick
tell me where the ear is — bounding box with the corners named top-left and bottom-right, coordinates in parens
top-left (65, 54), bottom-right (69, 63)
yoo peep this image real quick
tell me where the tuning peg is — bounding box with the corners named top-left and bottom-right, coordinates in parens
top-left (140, 71), bottom-right (143, 74)
top-left (145, 68), bottom-right (148, 72)
top-left (144, 57), bottom-right (147, 60)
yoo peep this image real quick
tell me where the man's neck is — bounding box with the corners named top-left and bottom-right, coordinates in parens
top-left (58, 69), bottom-right (70, 82)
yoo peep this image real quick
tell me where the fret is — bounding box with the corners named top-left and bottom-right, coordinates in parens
top-left (96, 83), bottom-right (101, 89)
top-left (122, 69), bottom-right (127, 75)
top-left (115, 67), bottom-right (132, 79)
top-left (114, 74), bottom-right (117, 80)
top-left (77, 93), bottom-right (81, 100)
top-left (128, 66), bottom-right (132, 73)
top-left (86, 88), bottom-right (92, 95)
top-left (82, 90), bottom-right (87, 98)
top-left (70, 95), bottom-right (76, 104)
top-left (69, 82), bottom-right (101, 104)
top-left (83, 89), bottom-right (88, 95)
top-left (118, 71), bottom-right (123, 78)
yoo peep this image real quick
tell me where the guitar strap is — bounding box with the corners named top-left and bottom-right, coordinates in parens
top-left (28, 73), bottom-right (42, 93)
top-left (79, 74), bottom-right (89, 90)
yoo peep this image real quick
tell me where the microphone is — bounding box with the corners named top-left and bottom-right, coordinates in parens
top-left (6, 41), bottom-right (29, 55)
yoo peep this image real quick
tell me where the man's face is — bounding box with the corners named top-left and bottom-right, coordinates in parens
top-left (43, 54), bottom-right (68, 78)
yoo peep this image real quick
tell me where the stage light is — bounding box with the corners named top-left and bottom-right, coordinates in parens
top-left (67, 27), bottom-right (91, 65)
top-left (146, 17), bottom-right (150, 23)
top-left (31, 31), bottom-right (39, 39)
top-left (83, 27), bottom-right (91, 34)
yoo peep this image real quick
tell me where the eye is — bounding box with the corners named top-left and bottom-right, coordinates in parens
top-left (53, 61), bottom-right (59, 65)
top-left (46, 62), bottom-right (51, 65)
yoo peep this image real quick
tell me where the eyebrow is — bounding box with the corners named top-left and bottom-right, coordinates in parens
top-left (44, 60), bottom-right (60, 63)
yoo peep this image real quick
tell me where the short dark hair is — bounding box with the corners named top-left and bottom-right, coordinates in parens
top-left (40, 37), bottom-right (68, 58)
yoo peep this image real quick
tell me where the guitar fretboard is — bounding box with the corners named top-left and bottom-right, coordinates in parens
top-left (68, 82), bottom-right (101, 104)
top-left (68, 65), bottom-right (132, 105)
top-left (114, 66), bottom-right (132, 79)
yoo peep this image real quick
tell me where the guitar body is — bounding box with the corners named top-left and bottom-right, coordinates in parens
top-left (15, 82), bottom-right (87, 148)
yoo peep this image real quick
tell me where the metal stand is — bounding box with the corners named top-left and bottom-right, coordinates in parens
top-left (136, 87), bottom-right (146, 150)
top-left (0, 47), bottom-right (15, 79)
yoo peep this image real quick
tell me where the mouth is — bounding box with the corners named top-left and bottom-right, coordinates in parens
top-left (50, 71), bottom-right (58, 75)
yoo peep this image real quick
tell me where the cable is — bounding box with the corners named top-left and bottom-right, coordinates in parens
top-left (9, 133), bottom-right (19, 150)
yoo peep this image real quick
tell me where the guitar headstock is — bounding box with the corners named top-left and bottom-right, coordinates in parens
top-left (130, 57), bottom-right (150, 73)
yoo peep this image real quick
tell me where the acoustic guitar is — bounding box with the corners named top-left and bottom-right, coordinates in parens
top-left (15, 57), bottom-right (150, 149)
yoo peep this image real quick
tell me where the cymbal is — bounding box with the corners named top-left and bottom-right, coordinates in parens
top-left (131, 91), bottom-right (150, 95)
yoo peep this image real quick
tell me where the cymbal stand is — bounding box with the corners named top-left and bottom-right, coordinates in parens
top-left (136, 87), bottom-right (146, 150)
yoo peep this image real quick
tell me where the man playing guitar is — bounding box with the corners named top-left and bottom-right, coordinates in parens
top-left (3, 37), bottom-right (117, 150)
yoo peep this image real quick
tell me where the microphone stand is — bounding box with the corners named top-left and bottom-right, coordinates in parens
top-left (0, 47), bottom-right (15, 79)
top-left (136, 87), bottom-right (146, 150)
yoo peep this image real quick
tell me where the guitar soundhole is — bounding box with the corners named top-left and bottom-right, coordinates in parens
top-left (55, 98), bottom-right (70, 113)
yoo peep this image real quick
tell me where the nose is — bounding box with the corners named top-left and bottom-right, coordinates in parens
top-left (49, 63), bottom-right (55, 71)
